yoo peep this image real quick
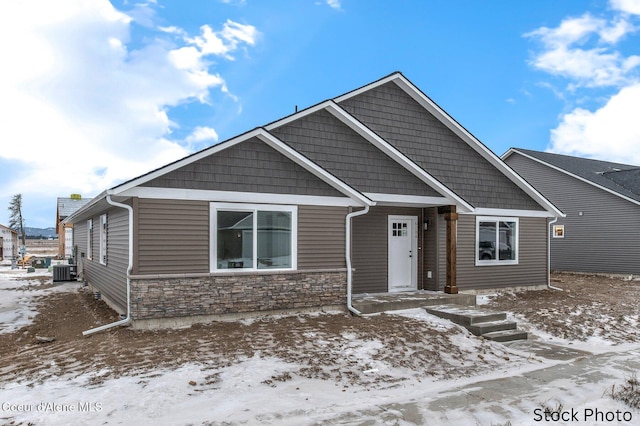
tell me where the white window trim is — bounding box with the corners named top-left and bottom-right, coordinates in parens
top-left (210, 202), bottom-right (298, 273)
top-left (553, 224), bottom-right (565, 239)
top-left (99, 214), bottom-right (107, 265)
top-left (87, 219), bottom-right (93, 260)
top-left (475, 216), bottom-right (519, 266)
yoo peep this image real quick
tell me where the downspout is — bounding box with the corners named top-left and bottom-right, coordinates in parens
top-left (83, 194), bottom-right (133, 335)
top-left (547, 217), bottom-right (562, 291)
top-left (346, 205), bottom-right (370, 316)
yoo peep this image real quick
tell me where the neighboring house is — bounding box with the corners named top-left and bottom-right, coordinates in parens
top-left (56, 195), bottom-right (90, 259)
top-left (503, 148), bottom-right (640, 275)
top-left (64, 72), bottom-right (561, 328)
top-left (0, 224), bottom-right (18, 263)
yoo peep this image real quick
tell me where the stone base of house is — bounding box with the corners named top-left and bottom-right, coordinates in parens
top-left (128, 269), bottom-right (348, 323)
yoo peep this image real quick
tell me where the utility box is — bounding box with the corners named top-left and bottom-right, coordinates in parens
top-left (33, 258), bottom-right (46, 269)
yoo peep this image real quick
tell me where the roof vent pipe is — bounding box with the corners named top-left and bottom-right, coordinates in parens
top-left (83, 194), bottom-right (133, 335)
top-left (345, 205), bottom-right (370, 316)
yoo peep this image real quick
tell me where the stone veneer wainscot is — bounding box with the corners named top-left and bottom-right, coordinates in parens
top-left (129, 269), bottom-right (347, 320)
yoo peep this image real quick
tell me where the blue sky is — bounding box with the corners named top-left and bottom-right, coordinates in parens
top-left (1, 0), bottom-right (639, 229)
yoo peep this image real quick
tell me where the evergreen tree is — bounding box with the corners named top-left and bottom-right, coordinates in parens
top-left (8, 194), bottom-right (26, 246)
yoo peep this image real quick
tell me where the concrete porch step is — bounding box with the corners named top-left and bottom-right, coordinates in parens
top-left (482, 329), bottom-right (529, 342)
top-left (424, 305), bottom-right (506, 326)
top-left (351, 292), bottom-right (476, 315)
top-left (425, 304), bottom-right (528, 343)
top-left (466, 319), bottom-right (517, 336)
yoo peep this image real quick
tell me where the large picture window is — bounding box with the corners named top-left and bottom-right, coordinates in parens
top-left (212, 203), bottom-right (297, 271)
top-left (476, 217), bottom-right (518, 265)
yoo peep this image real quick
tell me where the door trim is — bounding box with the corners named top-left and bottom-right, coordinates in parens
top-left (387, 215), bottom-right (418, 292)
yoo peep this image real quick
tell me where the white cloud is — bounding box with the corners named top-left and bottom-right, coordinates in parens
top-left (525, 13), bottom-right (639, 88)
top-left (526, 3), bottom-right (640, 165)
top-left (549, 83), bottom-right (640, 165)
top-left (315, 0), bottom-right (342, 10)
top-left (0, 0), bottom-right (257, 206)
top-left (185, 126), bottom-right (219, 147)
top-left (611, 0), bottom-right (640, 15)
top-left (188, 20), bottom-right (258, 60)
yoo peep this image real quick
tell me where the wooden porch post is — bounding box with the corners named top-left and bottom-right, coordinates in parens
top-left (443, 206), bottom-right (458, 294)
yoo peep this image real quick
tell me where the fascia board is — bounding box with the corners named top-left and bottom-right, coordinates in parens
top-left (119, 187), bottom-right (360, 207)
top-left (390, 75), bottom-right (563, 217)
top-left (506, 149), bottom-right (640, 209)
top-left (324, 102), bottom-right (474, 212)
top-left (255, 130), bottom-right (373, 206)
top-left (465, 208), bottom-right (557, 218)
top-left (363, 193), bottom-right (453, 207)
top-left (264, 101), bottom-right (334, 131)
top-left (333, 73), bottom-right (401, 103)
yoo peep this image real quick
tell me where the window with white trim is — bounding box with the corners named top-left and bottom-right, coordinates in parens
top-left (211, 203), bottom-right (297, 271)
top-left (476, 217), bottom-right (518, 265)
top-left (87, 219), bottom-right (93, 260)
top-left (99, 214), bottom-right (107, 265)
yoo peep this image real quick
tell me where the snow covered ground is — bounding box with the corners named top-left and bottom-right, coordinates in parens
top-left (1, 268), bottom-right (639, 425)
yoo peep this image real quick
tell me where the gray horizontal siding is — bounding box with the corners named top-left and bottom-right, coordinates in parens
top-left (83, 208), bottom-right (129, 313)
top-left (137, 199), bottom-right (210, 275)
top-left (506, 153), bottom-right (640, 274)
top-left (136, 201), bottom-right (348, 274)
top-left (352, 206), bottom-right (422, 294)
top-left (142, 137), bottom-right (343, 197)
top-left (338, 82), bottom-right (543, 210)
top-left (270, 109), bottom-right (441, 197)
top-left (455, 214), bottom-right (548, 290)
top-left (297, 205), bottom-right (347, 269)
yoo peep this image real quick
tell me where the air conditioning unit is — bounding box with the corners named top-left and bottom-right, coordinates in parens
top-left (53, 265), bottom-right (71, 282)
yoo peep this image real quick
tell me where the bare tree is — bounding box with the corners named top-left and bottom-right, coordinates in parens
top-left (8, 194), bottom-right (26, 246)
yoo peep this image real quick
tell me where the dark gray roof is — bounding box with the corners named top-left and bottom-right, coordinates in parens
top-left (512, 149), bottom-right (640, 202)
top-left (57, 197), bottom-right (91, 220)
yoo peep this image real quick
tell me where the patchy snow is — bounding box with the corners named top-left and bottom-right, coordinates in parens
top-left (1, 268), bottom-right (639, 425)
top-left (0, 268), bottom-right (76, 334)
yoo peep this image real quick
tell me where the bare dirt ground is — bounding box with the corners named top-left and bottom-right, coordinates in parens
top-left (1, 272), bottom-right (638, 391)
top-left (486, 272), bottom-right (640, 344)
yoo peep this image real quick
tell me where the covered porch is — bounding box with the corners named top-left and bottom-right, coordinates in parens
top-left (350, 202), bottom-right (462, 296)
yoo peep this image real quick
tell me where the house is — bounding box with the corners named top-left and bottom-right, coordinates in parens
top-left (503, 148), bottom-right (640, 275)
top-left (56, 195), bottom-right (90, 259)
top-left (0, 224), bottom-right (18, 264)
top-left (64, 72), bottom-right (562, 330)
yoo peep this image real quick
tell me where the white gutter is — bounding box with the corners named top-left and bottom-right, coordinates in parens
top-left (83, 194), bottom-right (133, 336)
top-left (547, 217), bottom-right (562, 291)
top-left (345, 205), bottom-right (370, 315)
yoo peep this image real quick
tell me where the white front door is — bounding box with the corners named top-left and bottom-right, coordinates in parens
top-left (388, 215), bottom-right (417, 292)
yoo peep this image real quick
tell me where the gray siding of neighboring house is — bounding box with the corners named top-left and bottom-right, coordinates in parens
top-left (453, 214), bottom-right (548, 290)
top-left (141, 137), bottom-right (344, 198)
top-left (82, 208), bottom-right (129, 313)
top-left (338, 82), bottom-right (544, 210)
top-left (134, 200), bottom-right (348, 275)
top-left (270, 109), bottom-right (441, 197)
top-left (506, 153), bottom-right (640, 274)
top-left (351, 206), bottom-right (423, 293)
